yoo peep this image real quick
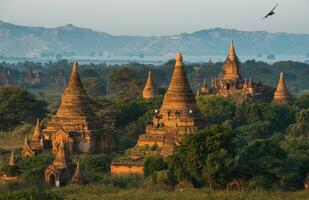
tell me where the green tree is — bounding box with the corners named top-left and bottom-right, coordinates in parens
top-left (196, 95), bottom-right (236, 125)
top-left (168, 125), bottom-right (235, 187)
top-left (144, 155), bottom-right (167, 177)
top-left (0, 86), bottom-right (48, 132)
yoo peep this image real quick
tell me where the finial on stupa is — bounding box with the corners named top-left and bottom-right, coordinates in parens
top-left (9, 149), bottom-right (16, 166)
top-left (176, 52), bottom-right (183, 63)
top-left (273, 72), bottom-right (290, 104)
top-left (142, 70), bottom-right (156, 99)
top-left (73, 60), bottom-right (78, 72)
top-left (228, 40), bottom-right (236, 61)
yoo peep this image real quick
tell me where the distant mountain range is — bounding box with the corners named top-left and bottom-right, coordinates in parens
top-left (1, 21), bottom-right (309, 58)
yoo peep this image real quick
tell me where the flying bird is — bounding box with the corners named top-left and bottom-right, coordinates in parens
top-left (263, 3), bottom-right (278, 19)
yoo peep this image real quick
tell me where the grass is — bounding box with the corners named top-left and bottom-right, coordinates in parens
top-left (54, 184), bottom-right (309, 200)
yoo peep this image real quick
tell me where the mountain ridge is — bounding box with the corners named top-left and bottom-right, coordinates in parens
top-left (0, 21), bottom-right (309, 57)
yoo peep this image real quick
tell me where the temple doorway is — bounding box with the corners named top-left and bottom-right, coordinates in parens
top-left (49, 174), bottom-right (56, 186)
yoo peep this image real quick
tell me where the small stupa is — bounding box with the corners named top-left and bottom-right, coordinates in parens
top-left (8, 149), bottom-right (16, 166)
top-left (142, 70), bottom-right (156, 99)
top-left (69, 161), bottom-right (82, 185)
top-left (273, 72), bottom-right (290, 104)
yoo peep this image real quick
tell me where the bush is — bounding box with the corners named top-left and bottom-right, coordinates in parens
top-left (144, 155), bottom-right (167, 177)
top-left (0, 190), bottom-right (63, 200)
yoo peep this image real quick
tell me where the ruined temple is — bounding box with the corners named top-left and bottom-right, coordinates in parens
top-left (43, 60), bottom-right (114, 154)
top-left (142, 70), bottom-right (156, 99)
top-left (0, 68), bottom-right (10, 85)
top-left (111, 53), bottom-right (201, 176)
top-left (196, 78), bottom-right (209, 96)
top-left (273, 72), bottom-right (290, 104)
top-left (209, 40), bottom-right (263, 100)
top-left (22, 119), bottom-right (44, 157)
top-left (25, 68), bottom-right (41, 85)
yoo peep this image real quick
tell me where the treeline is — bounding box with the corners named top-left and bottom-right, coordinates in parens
top-left (1, 58), bottom-right (309, 94)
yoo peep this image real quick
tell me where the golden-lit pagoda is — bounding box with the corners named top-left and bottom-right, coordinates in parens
top-left (111, 53), bottom-right (201, 176)
top-left (142, 70), bottom-right (156, 99)
top-left (209, 40), bottom-right (263, 99)
top-left (45, 140), bottom-right (68, 187)
top-left (43, 60), bottom-right (114, 154)
top-left (138, 53), bottom-right (201, 155)
top-left (273, 72), bottom-right (290, 104)
top-left (8, 149), bottom-right (16, 166)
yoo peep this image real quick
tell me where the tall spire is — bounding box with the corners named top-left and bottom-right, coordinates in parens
top-left (70, 160), bottom-right (82, 185)
top-left (273, 72), bottom-right (290, 104)
top-left (32, 118), bottom-right (42, 141)
top-left (228, 40), bottom-right (236, 61)
top-left (161, 52), bottom-right (197, 111)
top-left (55, 60), bottom-right (93, 118)
top-left (142, 70), bottom-right (156, 99)
top-left (222, 40), bottom-right (240, 80)
top-left (9, 149), bottom-right (16, 166)
top-left (201, 78), bottom-right (208, 94)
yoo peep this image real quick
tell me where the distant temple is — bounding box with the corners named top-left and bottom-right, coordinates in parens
top-left (142, 70), bottom-right (156, 99)
top-left (54, 69), bottom-right (66, 87)
top-left (273, 72), bottom-right (291, 104)
top-left (42, 61), bottom-right (114, 154)
top-left (197, 40), bottom-right (264, 100)
top-left (25, 68), bottom-right (41, 85)
top-left (111, 53), bottom-right (201, 176)
top-left (0, 68), bottom-right (10, 85)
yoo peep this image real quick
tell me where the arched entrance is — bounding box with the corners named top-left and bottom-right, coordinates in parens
top-left (226, 83), bottom-right (231, 90)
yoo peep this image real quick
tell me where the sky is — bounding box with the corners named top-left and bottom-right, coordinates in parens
top-left (0, 0), bottom-right (308, 36)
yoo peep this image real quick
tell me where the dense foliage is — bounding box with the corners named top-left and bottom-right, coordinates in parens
top-left (0, 86), bottom-right (48, 132)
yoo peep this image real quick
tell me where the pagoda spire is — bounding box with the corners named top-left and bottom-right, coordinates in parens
top-left (161, 52), bottom-right (196, 111)
top-left (142, 70), bottom-right (156, 99)
top-left (273, 72), bottom-right (290, 104)
top-left (70, 160), bottom-right (82, 184)
top-left (9, 149), bottom-right (16, 166)
top-left (222, 40), bottom-right (240, 80)
top-left (32, 118), bottom-right (42, 141)
top-left (228, 40), bottom-right (236, 61)
top-left (201, 78), bottom-right (208, 94)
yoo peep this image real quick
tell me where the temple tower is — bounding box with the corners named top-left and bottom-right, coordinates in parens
top-left (222, 40), bottom-right (241, 81)
top-left (142, 70), bottom-right (156, 99)
top-left (136, 53), bottom-right (201, 155)
top-left (273, 72), bottom-right (290, 104)
top-left (200, 78), bottom-right (209, 95)
top-left (43, 60), bottom-right (114, 154)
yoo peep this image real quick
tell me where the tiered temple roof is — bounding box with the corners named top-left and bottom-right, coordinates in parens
top-left (136, 53), bottom-right (201, 156)
top-left (273, 72), bottom-right (290, 104)
top-left (142, 71), bottom-right (156, 99)
top-left (43, 61), bottom-right (99, 138)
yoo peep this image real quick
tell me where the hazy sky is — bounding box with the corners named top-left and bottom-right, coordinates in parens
top-left (0, 0), bottom-right (308, 36)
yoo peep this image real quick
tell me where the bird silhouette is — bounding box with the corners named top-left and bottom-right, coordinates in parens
top-left (263, 3), bottom-right (278, 19)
